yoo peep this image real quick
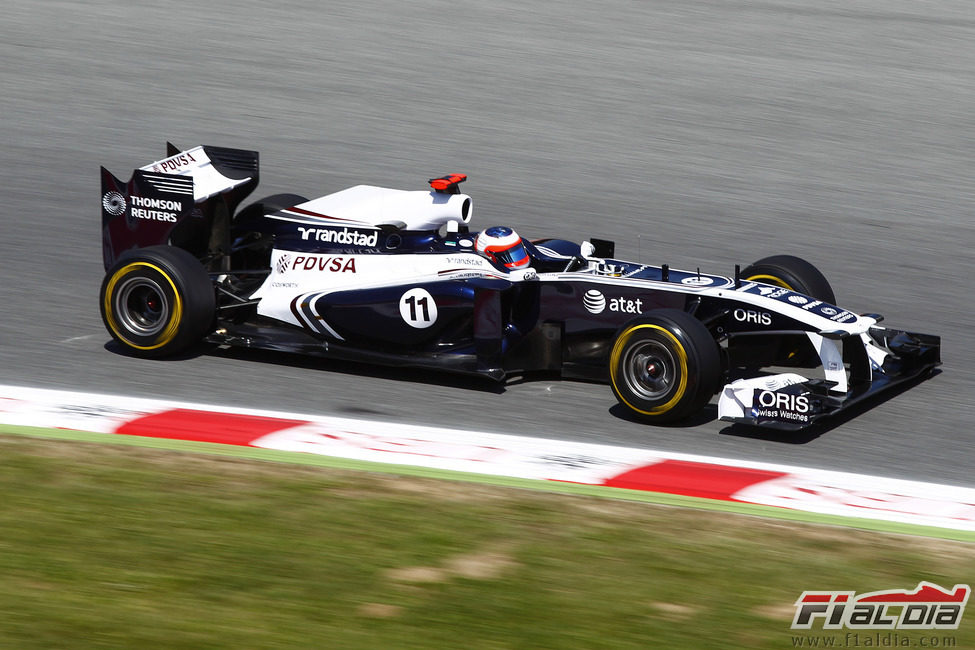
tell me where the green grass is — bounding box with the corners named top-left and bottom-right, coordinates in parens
top-left (0, 433), bottom-right (972, 649)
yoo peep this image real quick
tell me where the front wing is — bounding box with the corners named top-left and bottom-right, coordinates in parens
top-left (717, 325), bottom-right (940, 430)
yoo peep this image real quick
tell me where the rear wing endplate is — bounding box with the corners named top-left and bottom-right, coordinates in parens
top-left (101, 143), bottom-right (258, 269)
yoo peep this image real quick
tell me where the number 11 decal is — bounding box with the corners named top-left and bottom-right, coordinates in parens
top-left (399, 288), bottom-right (438, 328)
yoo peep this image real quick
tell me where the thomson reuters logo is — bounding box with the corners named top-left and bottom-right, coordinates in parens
top-left (583, 289), bottom-right (606, 314)
top-left (102, 191), bottom-right (126, 216)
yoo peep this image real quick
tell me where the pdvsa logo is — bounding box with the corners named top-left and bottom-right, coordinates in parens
top-left (290, 255), bottom-right (357, 273)
top-left (792, 582), bottom-right (970, 630)
top-left (156, 150), bottom-right (198, 173)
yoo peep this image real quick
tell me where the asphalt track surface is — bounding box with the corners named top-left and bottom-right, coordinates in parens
top-left (2, 1), bottom-right (973, 487)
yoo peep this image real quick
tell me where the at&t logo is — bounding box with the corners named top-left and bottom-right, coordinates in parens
top-left (583, 289), bottom-right (644, 315)
top-left (583, 290), bottom-right (606, 314)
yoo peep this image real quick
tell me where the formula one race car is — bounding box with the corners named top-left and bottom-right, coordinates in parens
top-left (99, 144), bottom-right (941, 430)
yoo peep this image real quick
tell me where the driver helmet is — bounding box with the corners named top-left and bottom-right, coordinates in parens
top-left (475, 226), bottom-right (530, 270)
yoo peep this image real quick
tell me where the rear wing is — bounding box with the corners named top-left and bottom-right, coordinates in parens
top-left (101, 143), bottom-right (258, 269)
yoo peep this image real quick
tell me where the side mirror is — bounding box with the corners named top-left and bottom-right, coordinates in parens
top-left (590, 238), bottom-right (616, 258)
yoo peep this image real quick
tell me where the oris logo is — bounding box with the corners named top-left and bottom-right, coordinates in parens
top-left (733, 309), bottom-right (772, 326)
top-left (583, 290), bottom-right (606, 314)
top-left (758, 390), bottom-right (810, 413)
top-left (102, 191), bottom-right (126, 216)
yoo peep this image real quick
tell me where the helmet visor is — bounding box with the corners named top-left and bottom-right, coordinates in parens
top-left (494, 242), bottom-right (529, 268)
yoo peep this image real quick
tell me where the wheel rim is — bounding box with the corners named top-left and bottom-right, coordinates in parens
top-left (621, 339), bottom-right (678, 401)
top-left (745, 273), bottom-right (794, 290)
top-left (115, 277), bottom-right (170, 336)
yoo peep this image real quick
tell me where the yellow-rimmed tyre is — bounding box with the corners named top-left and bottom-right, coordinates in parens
top-left (610, 309), bottom-right (721, 424)
top-left (740, 255), bottom-right (835, 304)
top-left (740, 255), bottom-right (835, 366)
top-left (99, 246), bottom-right (215, 358)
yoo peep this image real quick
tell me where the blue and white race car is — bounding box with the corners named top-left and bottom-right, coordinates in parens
top-left (99, 144), bottom-right (940, 430)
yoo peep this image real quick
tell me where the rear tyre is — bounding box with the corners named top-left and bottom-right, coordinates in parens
top-left (609, 309), bottom-right (722, 424)
top-left (740, 255), bottom-right (835, 304)
top-left (100, 246), bottom-right (215, 358)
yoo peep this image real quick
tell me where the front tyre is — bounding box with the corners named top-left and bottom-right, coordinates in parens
top-left (740, 255), bottom-right (835, 304)
top-left (740, 255), bottom-right (836, 366)
top-left (609, 309), bottom-right (722, 424)
top-left (100, 246), bottom-right (215, 358)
